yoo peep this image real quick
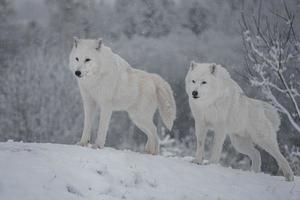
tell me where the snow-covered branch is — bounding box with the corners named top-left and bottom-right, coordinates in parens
top-left (241, 1), bottom-right (300, 133)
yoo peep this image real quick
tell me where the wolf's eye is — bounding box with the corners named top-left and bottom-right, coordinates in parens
top-left (202, 81), bottom-right (207, 85)
top-left (192, 80), bottom-right (196, 83)
top-left (85, 58), bottom-right (91, 63)
top-left (75, 57), bottom-right (79, 61)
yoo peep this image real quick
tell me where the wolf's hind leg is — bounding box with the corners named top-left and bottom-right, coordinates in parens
top-left (129, 112), bottom-right (159, 155)
top-left (231, 134), bottom-right (261, 172)
top-left (255, 136), bottom-right (294, 181)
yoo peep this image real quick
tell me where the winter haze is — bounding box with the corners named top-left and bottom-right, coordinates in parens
top-left (0, 0), bottom-right (300, 177)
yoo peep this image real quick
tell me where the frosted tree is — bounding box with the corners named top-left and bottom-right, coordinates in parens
top-left (0, 38), bottom-right (84, 143)
top-left (241, 1), bottom-right (300, 132)
top-left (114, 0), bottom-right (176, 38)
top-left (46, 0), bottom-right (96, 41)
top-left (0, 0), bottom-right (19, 66)
top-left (0, 0), bottom-right (14, 22)
top-left (181, 0), bottom-right (209, 36)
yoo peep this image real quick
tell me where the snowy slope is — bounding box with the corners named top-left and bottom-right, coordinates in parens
top-left (0, 142), bottom-right (299, 200)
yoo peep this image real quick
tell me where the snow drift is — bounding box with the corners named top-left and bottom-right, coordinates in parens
top-left (0, 142), bottom-right (299, 200)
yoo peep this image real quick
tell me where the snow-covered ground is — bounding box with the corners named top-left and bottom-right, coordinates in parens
top-left (0, 142), bottom-right (299, 200)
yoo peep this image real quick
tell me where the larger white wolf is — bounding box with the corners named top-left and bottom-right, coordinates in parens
top-left (69, 38), bottom-right (176, 154)
top-left (185, 61), bottom-right (294, 181)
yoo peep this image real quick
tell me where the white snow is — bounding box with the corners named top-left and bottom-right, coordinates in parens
top-left (0, 142), bottom-right (299, 200)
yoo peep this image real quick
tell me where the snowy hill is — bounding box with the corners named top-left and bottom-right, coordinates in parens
top-left (0, 142), bottom-right (299, 200)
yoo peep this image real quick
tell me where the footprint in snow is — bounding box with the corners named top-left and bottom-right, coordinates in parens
top-left (66, 184), bottom-right (83, 197)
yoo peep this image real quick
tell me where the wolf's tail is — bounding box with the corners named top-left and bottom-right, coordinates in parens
top-left (151, 74), bottom-right (176, 130)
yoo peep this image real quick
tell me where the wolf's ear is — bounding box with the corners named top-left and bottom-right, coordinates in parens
top-left (95, 38), bottom-right (102, 51)
top-left (190, 61), bottom-right (196, 70)
top-left (73, 36), bottom-right (79, 48)
top-left (210, 63), bottom-right (217, 75)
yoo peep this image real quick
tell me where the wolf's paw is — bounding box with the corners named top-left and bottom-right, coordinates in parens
top-left (208, 158), bottom-right (220, 165)
top-left (191, 158), bottom-right (207, 165)
top-left (76, 140), bottom-right (89, 147)
top-left (191, 159), bottom-right (203, 165)
top-left (91, 141), bottom-right (104, 149)
top-left (145, 141), bottom-right (159, 155)
top-left (145, 147), bottom-right (159, 155)
top-left (91, 144), bottom-right (99, 149)
top-left (285, 173), bottom-right (294, 182)
top-left (92, 138), bottom-right (105, 149)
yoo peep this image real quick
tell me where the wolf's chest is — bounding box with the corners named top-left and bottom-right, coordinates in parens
top-left (202, 95), bottom-right (249, 133)
top-left (80, 76), bottom-right (115, 102)
top-left (200, 95), bottom-right (238, 128)
top-left (202, 105), bottom-right (227, 126)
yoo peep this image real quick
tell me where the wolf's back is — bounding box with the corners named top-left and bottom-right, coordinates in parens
top-left (220, 67), bottom-right (280, 131)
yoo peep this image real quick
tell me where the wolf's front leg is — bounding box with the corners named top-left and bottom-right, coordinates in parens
top-left (93, 107), bottom-right (112, 149)
top-left (78, 88), bottom-right (97, 146)
top-left (209, 128), bottom-right (226, 164)
top-left (192, 119), bottom-right (208, 165)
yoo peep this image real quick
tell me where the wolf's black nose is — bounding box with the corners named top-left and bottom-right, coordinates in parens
top-left (192, 90), bottom-right (198, 97)
top-left (75, 70), bottom-right (81, 77)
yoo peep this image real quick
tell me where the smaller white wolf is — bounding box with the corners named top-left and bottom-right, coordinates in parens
top-left (185, 61), bottom-right (294, 181)
top-left (69, 38), bottom-right (176, 154)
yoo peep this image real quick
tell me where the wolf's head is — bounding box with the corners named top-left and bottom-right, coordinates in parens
top-left (69, 37), bottom-right (103, 79)
top-left (185, 61), bottom-right (231, 106)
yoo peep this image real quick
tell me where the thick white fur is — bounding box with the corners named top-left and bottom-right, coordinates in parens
top-left (69, 38), bottom-right (176, 154)
top-left (185, 62), bottom-right (294, 181)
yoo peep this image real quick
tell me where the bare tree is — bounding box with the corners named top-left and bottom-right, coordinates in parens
top-left (241, 0), bottom-right (300, 132)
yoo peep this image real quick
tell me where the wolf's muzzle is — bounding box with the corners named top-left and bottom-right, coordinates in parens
top-left (192, 90), bottom-right (199, 99)
top-left (75, 70), bottom-right (82, 78)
